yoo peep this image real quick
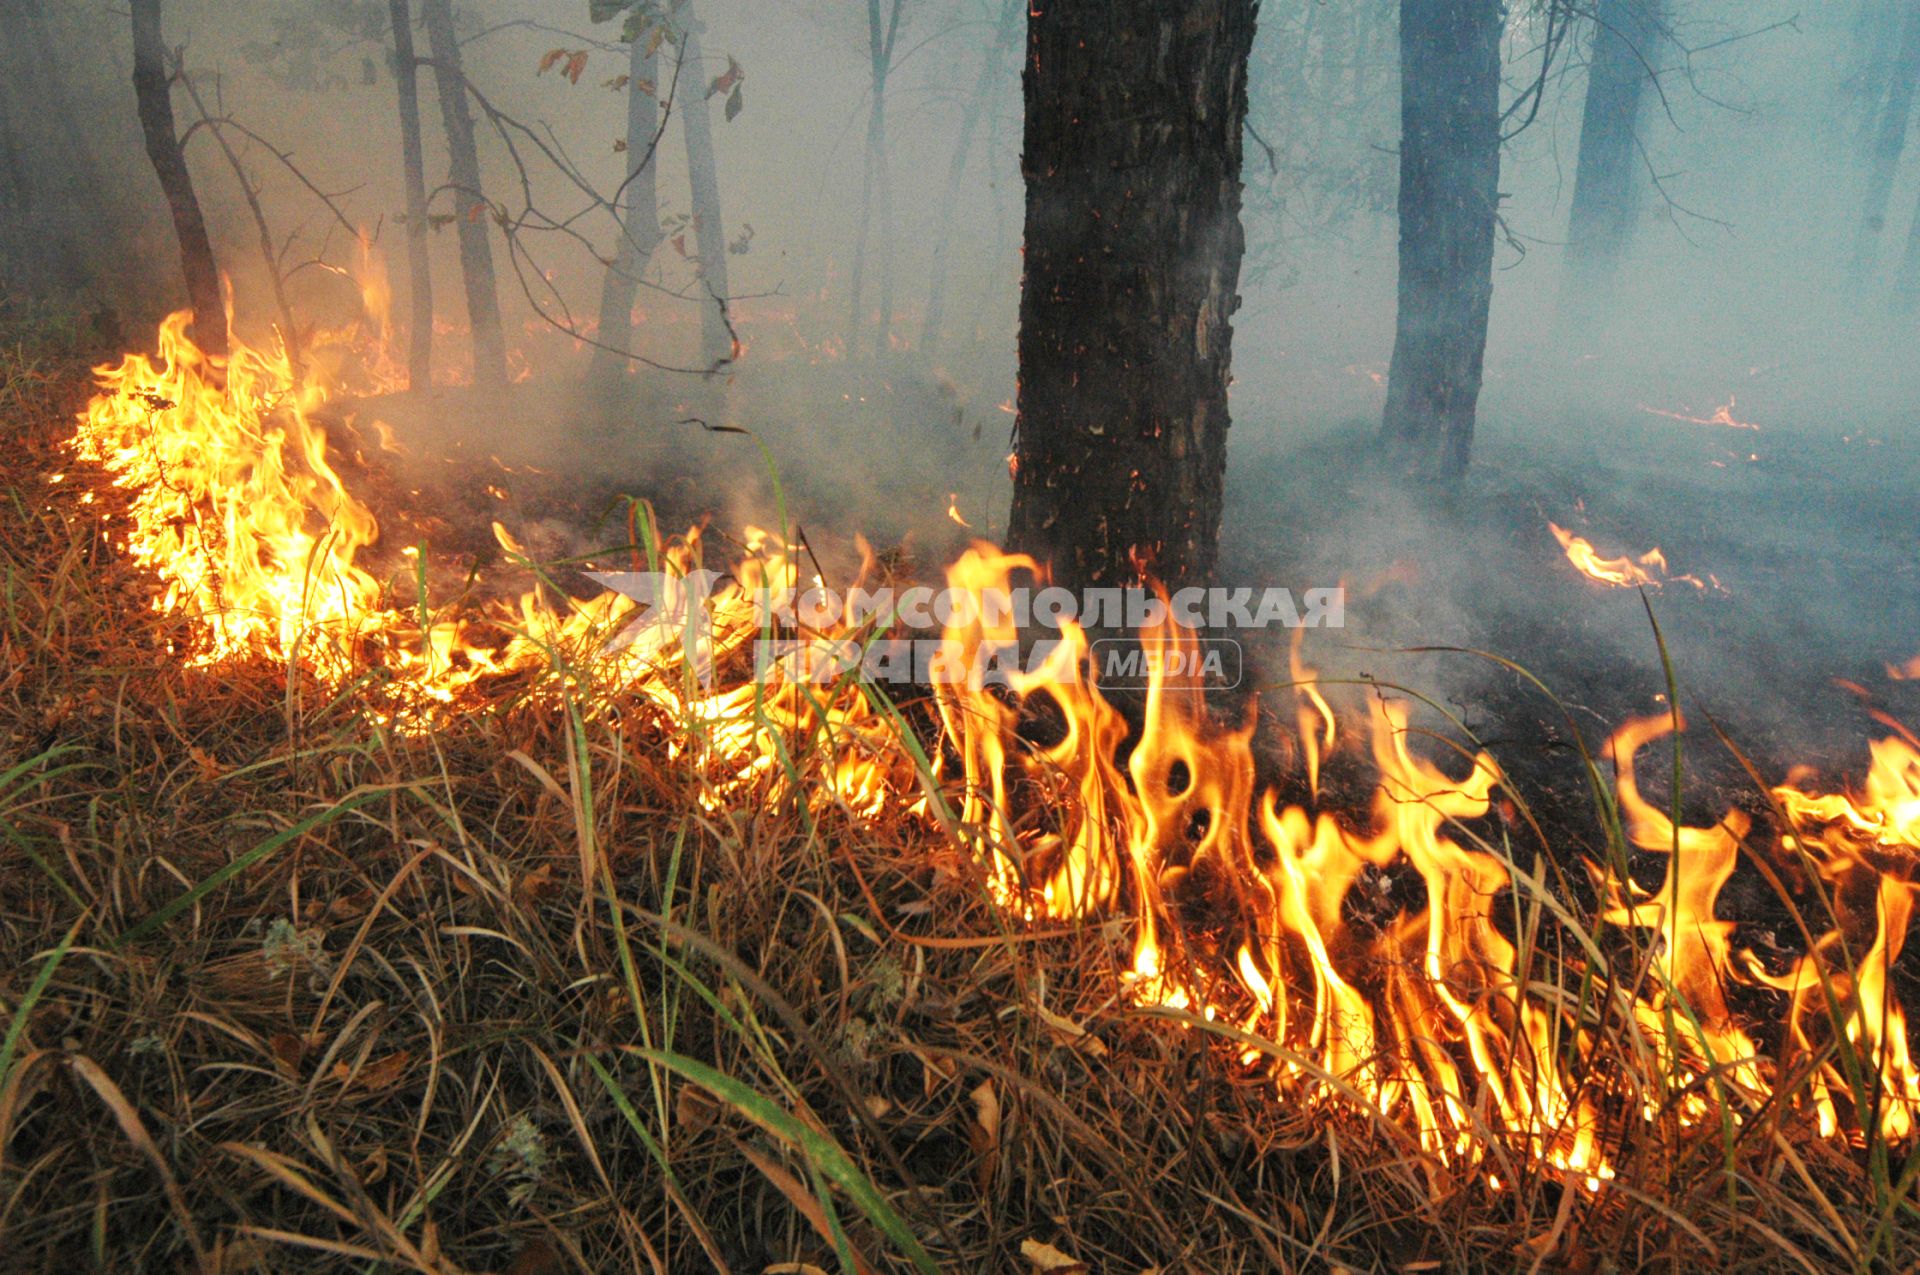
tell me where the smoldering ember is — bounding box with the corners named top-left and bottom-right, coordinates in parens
top-left (3, 1), bottom-right (1920, 1271)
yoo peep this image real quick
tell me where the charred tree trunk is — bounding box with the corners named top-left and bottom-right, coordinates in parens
top-left (389, 0), bottom-right (435, 390)
top-left (590, 34), bottom-right (664, 382)
top-left (1007, 0), bottom-right (1259, 592)
top-left (419, 0), bottom-right (507, 386)
top-left (922, 0), bottom-right (1019, 354)
top-left (1560, 0), bottom-right (1663, 324)
top-left (130, 0), bottom-right (225, 359)
top-left (679, 13), bottom-right (733, 369)
top-left (1852, 2), bottom-right (1920, 281)
top-left (1380, 0), bottom-right (1502, 480)
top-left (845, 0), bottom-right (903, 357)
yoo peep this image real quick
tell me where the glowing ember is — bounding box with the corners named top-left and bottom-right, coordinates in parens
top-left (1891, 655), bottom-right (1920, 681)
top-left (67, 313), bottom-right (1920, 1190)
top-left (1638, 395), bottom-right (1761, 431)
top-left (1549, 520), bottom-right (1707, 589)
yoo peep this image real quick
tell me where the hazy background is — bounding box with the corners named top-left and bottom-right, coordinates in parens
top-left (14, 0), bottom-right (1920, 769)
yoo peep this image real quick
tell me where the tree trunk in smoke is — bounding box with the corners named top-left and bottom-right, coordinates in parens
top-left (1560, 0), bottom-right (1663, 326)
top-left (1007, 0), bottom-right (1258, 592)
top-left (0, 84), bottom-right (32, 292)
top-left (922, 0), bottom-right (1019, 353)
top-left (1849, 0), bottom-right (1904, 154)
top-left (1380, 0), bottom-right (1502, 480)
top-left (129, 0), bottom-right (226, 359)
top-left (844, 0), bottom-right (902, 356)
top-left (3, 0), bottom-right (126, 295)
top-left (1851, 2), bottom-right (1920, 282)
top-left (388, 0), bottom-right (435, 390)
top-left (590, 33), bottom-right (664, 383)
top-left (419, 0), bottom-right (507, 386)
top-left (1892, 170), bottom-right (1920, 306)
top-left (679, 13), bottom-right (733, 369)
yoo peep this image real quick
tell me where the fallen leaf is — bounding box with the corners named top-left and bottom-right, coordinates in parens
top-left (1020, 1239), bottom-right (1086, 1272)
top-left (1035, 1004), bottom-right (1108, 1057)
top-left (968, 1079), bottom-right (1000, 1192)
top-left (331, 1050), bottom-right (412, 1092)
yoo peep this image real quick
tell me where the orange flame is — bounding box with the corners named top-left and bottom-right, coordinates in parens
top-left (67, 313), bottom-right (1920, 1190)
top-left (1549, 521), bottom-right (1707, 590)
top-left (1639, 396), bottom-right (1761, 431)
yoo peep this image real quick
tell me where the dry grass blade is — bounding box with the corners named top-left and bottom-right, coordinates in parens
top-left (68, 1053), bottom-right (210, 1267)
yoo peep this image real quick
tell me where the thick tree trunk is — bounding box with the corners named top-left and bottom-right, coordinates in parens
top-left (590, 33), bottom-right (663, 383)
top-left (679, 13), bottom-right (733, 369)
top-left (1007, 0), bottom-right (1259, 592)
top-left (129, 0), bottom-right (226, 359)
top-left (388, 0), bottom-right (434, 390)
top-left (1380, 0), bottom-right (1502, 480)
top-left (1561, 0), bottom-right (1663, 322)
top-left (419, 0), bottom-right (507, 386)
top-left (1853, 3), bottom-right (1920, 281)
top-left (922, 0), bottom-right (1019, 353)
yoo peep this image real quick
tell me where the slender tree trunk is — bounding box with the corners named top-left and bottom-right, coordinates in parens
top-left (1560, 0), bottom-right (1663, 324)
top-left (922, 0), bottom-right (1019, 353)
top-left (1892, 162), bottom-right (1920, 306)
top-left (389, 0), bottom-right (434, 390)
top-left (679, 12), bottom-right (732, 369)
top-left (129, 0), bottom-right (226, 359)
top-left (0, 89), bottom-right (30, 292)
top-left (419, 0), bottom-right (507, 385)
top-left (1850, 0), bottom-right (1903, 153)
top-left (4, 0), bottom-right (124, 293)
top-left (1380, 0), bottom-right (1502, 479)
top-left (844, 0), bottom-right (902, 354)
top-left (1853, 3), bottom-right (1920, 281)
top-left (590, 35), bottom-right (665, 383)
top-left (1007, 0), bottom-right (1259, 591)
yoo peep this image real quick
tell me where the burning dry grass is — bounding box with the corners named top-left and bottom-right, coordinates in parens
top-left (2, 333), bottom-right (1918, 1272)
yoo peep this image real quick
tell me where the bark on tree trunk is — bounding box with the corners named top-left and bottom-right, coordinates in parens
top-left (590, 32), bottom-right (664, 383)
top-left (419, 0), bottom-right (507, 386)
top-left (679, 13), bottom-right (733, 370)
top-left (130, 0), bottom-right (226, 359)
top-left (1007, 0), bottom-right (1259, 592)
top-left (922, 0), bottom-right (1019, 354)
top-left (1854, 3), bottom-right (1920, 281)
top-left (389, 0), bottom-right (435, 390)
top-left (1380, 0), bottom-right (1502, 480)
top-left (1561, 0), bottom-right (1663, 323)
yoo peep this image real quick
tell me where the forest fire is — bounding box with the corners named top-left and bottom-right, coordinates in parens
top-left (1549, 520), bottom-right (1709, 589)
top-left (1639, 396), bottom-right (1762, 431)
top-left (67, 313), bottom-right (1920, 1192)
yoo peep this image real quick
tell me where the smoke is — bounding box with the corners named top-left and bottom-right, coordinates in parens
top-left (13, 0), bottom-right (1919, 765)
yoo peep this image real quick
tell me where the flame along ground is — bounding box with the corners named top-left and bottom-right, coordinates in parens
top-left (66, 311), bottom-right (1920, 1189)
top-left (1548, 519), bottom-right (1718, 591)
